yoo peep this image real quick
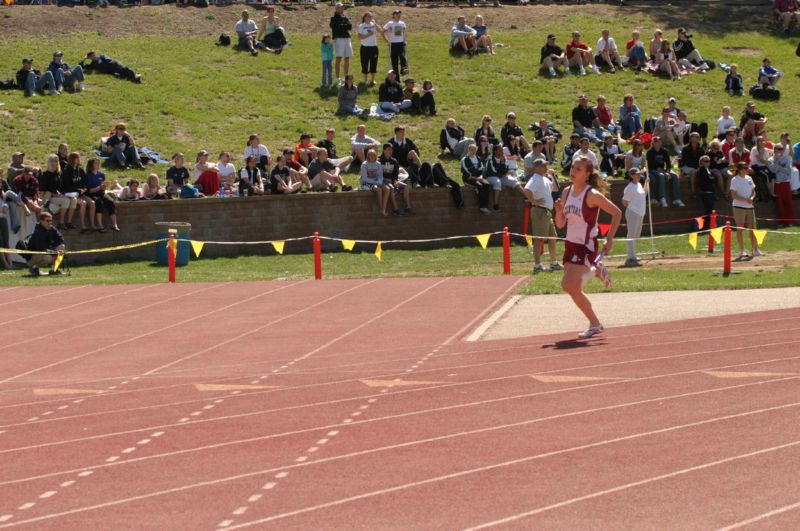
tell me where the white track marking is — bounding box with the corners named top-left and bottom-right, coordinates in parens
top-left (717, 501), bottom-right (800, 530)
top-left (465, 295), bottom-right (522, 342)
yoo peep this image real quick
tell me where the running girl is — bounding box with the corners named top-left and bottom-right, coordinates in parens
top-left (554, 156), bottom-right (622, 339)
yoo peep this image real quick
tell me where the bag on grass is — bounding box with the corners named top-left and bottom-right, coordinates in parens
top-left (216, 33), bottom-right (231, 46)
top-left (749, 85), bottom-right (780, 100)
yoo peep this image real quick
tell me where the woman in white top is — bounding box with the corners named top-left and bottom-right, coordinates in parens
top-left (624, 138), bottom-right (647, 173)
top-left (716, 106), bottom-right (736, 139)
top-left (729, 161), bottom-right (761, 258)
top-left (239, 155), bottom-right (264, 196)
top-left (359, 149), bottom-right (390, 216)
top-left (554, 156), bottom-right (622, 339)
top-left (649, 29), bottom-right (663, 60)
top-left (656, 40), bottom-right (681, 80)
top-left (622, 168), bottom-right (647, 267)
top-left (217, 151), bottom-right (237, 194)
top-left (244, 134), bottom-right (271, 175)
top-left (383, 10), bottom-right (410, 74)
top-left (358, 12), bottom-right (382, 86)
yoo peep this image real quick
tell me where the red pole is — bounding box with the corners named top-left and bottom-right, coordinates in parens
top-left (723, 221), bottom-right (731, 277)
top-left (502, 226), bottom-right (511, 275)
top-left (708, 210), bottom-right (717, 254)
top-left (168, 231), bottom-right (176, 284)
top-left (522, 203), bottom-right (530, 237)
top-left (313, 232), bottom-right (322, 280)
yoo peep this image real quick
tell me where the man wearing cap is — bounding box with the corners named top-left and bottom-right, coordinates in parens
top-left (15, 58), bottom-right (58, 97)
top-left (673, 28), bottom-right (709, 70)
top-left (80, 51), bottom-right (141, 83)
top-left (383, 10), bottom-right (409, 76)
top-left (330, 3), bottom-right (353, 85)
top-left (235, 10), bottom-right (259, 56)
top-left (740, 101), bottom-right (768, 142)
top-left (23, 211), bottom-right (65, 278)
top-left (7, 152), bottom-right (40, 183)
top-left (48, 51), bottom-right (85, 93)
top-left (566, 31), bottom-right (601, 75)
top-left (540, 34), bottom-right (568, 77)
top-left (524, 159), bottom-right (563, 273)
top-left (106, 123), bottom-right (145, 170)
top-left (572, 95), bottom-right (601, 143)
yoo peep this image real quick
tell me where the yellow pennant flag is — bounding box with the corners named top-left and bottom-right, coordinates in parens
top-left (710, 227), bottom-right (723, 245)
top-left (190, 240), bottom-right (204, 258)
top-left (271, 241), bottom-right (285, 255)
top-left (752, 229), bottom-right (767, 246)
top-left (52, 255), bottom-right (64, 272)
top-left (476, 234), bottom-right (491, 249)
top-left (374, 242), bottom-right (383, 261)
top-left (525, 235), bottom-right (533, 248)
top-left (341, 239), bottom-right (356, 251)
top-left (688, 232), bottom-right (698, 250)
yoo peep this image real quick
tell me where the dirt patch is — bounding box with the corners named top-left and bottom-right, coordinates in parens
top-left (0, 109), bottom-right (11, 117)
top-left (722, 47), bottom-right (763, 57)
top-left (608, 249), bottom-right (800, 271)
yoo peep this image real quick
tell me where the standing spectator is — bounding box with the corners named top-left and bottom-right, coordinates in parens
top-left (308, 148), bottom-right (352, 192)
top-left (768, 145), bottom-right (796, 226)
top-left (317, 128), bottom-right (354, 173)
top-left (16, 58), bottom-right (58, 97)
top-left (48, 51), bottom-right (85, 93)
top-left (106, 123), bottom-right (145, 170)
top-left (716, 106), bottom-right (736, 139)
top-left (773, 0), bottom-right (800, 34)
top-left (749, 136), bottom-right (774, 202)
top-left (440, 118), bottom-right (475, 159)
top-left (330, 3), bottom-right (353, 85)
top-left (351, 124), bottom-right (381, 166)
top-left (235, 10), bottom-right (259, 56)
top-left (647, 137), bottom-right (684, 207)
top-left (450, 16), bottom-right (477, 55)
top-left (673, 28), bottom-right (710, 70)
top-left (84, 158), bottom-right (119, 232)
top-left (358, 12), bottom-right (382, 87)
top-left (258, 6), bottom-right (288, 53)
top-left (378, 70), bottom-right (411, 113)
top-left (61, 152), bottom-right (95, 233)
top-left (758, 58), bottom-right (782, 88)
top-left (624, 30), bottom-right (647, 70)
top-left (244, 134), bottom-right (271, 175)
top-left (566, 31), bottom-right (601, 75)
top-left (359, 149), bottom-right (390, 216)
top-left (596, 29), bottom-right (624, 72)
top-left (681, 132), bottom-right (706, 194)
top-left (697, 156), bottom-right (717, 230)
top-left (524, 159), bottom-right (562, 273)
top-left (384, 10), bottom-right (410, 74)
top-left (540, 34), bottom-right (568, 77)
top-left (166, 153), bottom-right (190, 197)
top-left (571, 95), bottom-right (600, 142)
top-left (461, 143), bottom-right (491, 214)
top-left (725, 64), bottom-right (744, 96)
top-left (622, 168), bottom-right (647, 267)
top-left (619, 93), bottom-right (642, 139)
top-left (729, 162), bottom-right (762, 257)
top-left (739, 101), bottom-right (767, 142)
top-left (321, 35), bottom-right (334, 89)
top-left (501, 112), bottom-right (531, 157)
top-left (337, 75), bottom-right (366, 116)
top-left (80, 51), bottom-right (141, 83)
top-left (24, 212), bottom-right (65, 277)
top-left (471, 15), bottom-right (495, 55)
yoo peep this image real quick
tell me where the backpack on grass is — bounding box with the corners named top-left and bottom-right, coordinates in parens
top-left (749, 85), bottom-right (780, 100)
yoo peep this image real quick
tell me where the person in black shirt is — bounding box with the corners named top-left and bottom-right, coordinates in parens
top-left (60, 152), bottom-right (95, 233)
top-left (540, 34), bottom-right (568, 77)
top-left (500, 112), bottom-right (530, 157)
top-left (80, 51), bottom-right (142, 83)
top-left (15, 58), bottom-right (58, 97)
top-left (166, 153), bottom-right (190, 197)
top-left (105, 123), bottom-right (145, 169)
top-left (379, 144), bottom-right (413, 214)
top-left (388, 126), bottom-right (421, 186)
top-left (330, 3), bottom-right (353, 84)
top-left (571, 94), bottom-right (600, 142)
top-left (316, 128), bottom-right (353, 172)
top-left (673, 28), bottom-right (709, 70)
top-left (40, 154), bottom-right (77, 230)
top-left (270, 155), bottom-right (304, 195)
top-left (57, 143), bottom-right (70, 171)
top-left (24, 211), bottom-right (65, 277)
top-left (696, 155), bottom-right (716, 227)
top-left (646, 137), bottom-right (684, 207)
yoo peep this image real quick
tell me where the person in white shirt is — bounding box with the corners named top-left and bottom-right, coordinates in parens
top-left (716, 106), bottom-right (736, 140)
top-left (358, 12), bottom-right (382, 87)
top-left (572, 137), bottom-right (599, 168)
top-left (235, 10), bottom-right (259, 56)
top-left (350, 124), bottom-right (381, 165)
top-left (450, 16), bottom-right (477, 55)
top-left (383, 10), bottom-right (409, 76)
top-left (596, 29), bottom-right (624, 72)
top-left (622, 168), bottom-right (647, 267)
top-left (522, 140), bottom-right (547, 175)
top-left (729, 161), bottom-right (762, 258)
top-left (244, 134), bottom-right (271, 175)
top-left (217, 152), bottom-right (237, 194)
top-left (523, 159), bottom-right (563, 273)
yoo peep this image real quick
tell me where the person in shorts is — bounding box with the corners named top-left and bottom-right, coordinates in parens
top-left (484, 143), bottom-right (525, 211)
top-left (729, 161), bottom-right (762, 258)
top-left (524, 158), bottom-right (563, 273)
top-left (330, 3), bottom-right (353, 85)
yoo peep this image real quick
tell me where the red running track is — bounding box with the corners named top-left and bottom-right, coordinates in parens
top-left (0, 277), bottom-right (799, 530)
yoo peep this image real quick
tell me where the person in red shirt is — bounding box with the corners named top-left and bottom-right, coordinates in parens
top-left (592, 95), bottom-right (621, 136)
top-left (728, 137), bottom-right (751, 167)
top-left (293, 133), bottom-right (318, 167)
top-left (12, 169), bottom-right (43, 215)
top-left (624, 30), bottom-right (647, 69)
top-left (721, 129), bottom-right (737, 160)
top-left (773, 0), bottom-right (800, 34)
top-left (566, 31), bottom-right (600, 75)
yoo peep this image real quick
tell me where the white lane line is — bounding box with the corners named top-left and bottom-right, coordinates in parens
top-left (275, 472), bottom-right (288, 479)
top-left (150, 432), bottom-right (164, 438)
top-left (137, 439), bottom-right (151, 445)
top-left (190, 412), bottom-right (203, 417)
top-left (327, 431), bottom-right (339, 437)
top-left (465, 441), bottom-right (800, 530)
top-left (444, 277), bottom-right (529, 346)
top-left (295, 456), bottom-right (308, 463)
top-left (232, 507), bottom-right (247, 516)
top-left (77, 471), bottom-right (93, 477)
top-left (218, 520), bottom-right (234, 528)
top-left (316, 439), bottom-right (329, 445)
top-left (359, 405), bottom-right (369, 410)
top-left (57, 406), bottom-right (68, 410)
top-left (465, 295), bottom-right (522, 342)
top-left (26, 418), bottom-right (38, 422)
top-left (178, 418), bottom-right (190, 423)
top-left (307, 447), bottom-right (319, 453)
top-left (717, 501), bottom-right (800, 530)
top-left (262, 482), bottom-right (276, 490)
top-left (0, 285), bottom-right (84, 311)
top-left (0, 516), bottom-right (11, 523)
top-left (247, 494), bottom-right (262, 503)
top-left (41, 412), bottom-right (52, 416)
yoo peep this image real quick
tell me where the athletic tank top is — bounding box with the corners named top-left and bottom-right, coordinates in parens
top-left (564, 185), bottom-right (600, 250)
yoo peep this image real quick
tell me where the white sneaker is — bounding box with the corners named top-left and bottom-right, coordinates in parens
top-left (660, 198), bottom-right (668, 207)
top-left (593, 66), bottom-right (601, 74)
top-left (578, 325), bottom-right (604, 339)
top-left (579, 67), bottom-right (587, 76)
top-left (740, 250), bottom-right (749, 258)
top-left (565, 67), bottom-right (572, 75)
top-left (753, 249), bottom-right (765, 257)
top-left (673, 199), bottom-right (685, 207)
top-left (549, 261), bottom-right (563, 271)
top-left (548, 68), bottom-right (556, 77)
top-left (76, 81), bottom-right (84, 92)
top-left (479, 207), bottom-right (491, 214)
top-left (49, 89), bottom-right (59, 96)
top-left (533, 264), bottom-right (545, 274)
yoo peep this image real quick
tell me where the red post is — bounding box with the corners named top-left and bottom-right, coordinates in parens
top-left (708, 210), bottom-right (717, 254)
top-left (168, 231), bottom-right (176, 284)
top-left (723, 221), bottom-right (732, 277)
top-left (522, 203), bottom-right (530, 237)
top-left (502, 226), bottom-right (511, 275)
top-left (313, 232), bottom-right (322, 280)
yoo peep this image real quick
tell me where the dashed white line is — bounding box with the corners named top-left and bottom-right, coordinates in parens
top-left (0, 515), bottom-right (12, 523)
top-left (367, 399), bottom-right (377, 404)
top-left (38, 491), bottom-right (56, 499)
top-left (60, 480), bottom-right (75, 488)
top-left (42, 411), bottom-right (53, 416)
top-left (150, 432), bottom-right (164, 438)
top-left (307, 447), bottom-right (319, 453)
top-left (327, 431), bottom-right (339, 437)
top-left (17, 502), bottom-right (34, 510)
top-left (203, 405), bottom-right (215, 410)
top-left (295, 456), bottom-right (308, 463)
top-left (262, 482), bottom-right (276, 490)
top-left (190, 411), bottom-right (203, 417)
top-left (350, 412), bottom-right (362, 417)
top-left (359, 405), bottom-right (369, 410)
top-left (77, 470), bottom-right (93, 477)
top-left (232, 507), bottom-right (248, 516)
top-left (247, 494), bottom-right (262, 503)
top-left (275, 472), bottom-right (288, 479)
top-left (105, 456), bottom-right (119, 463)
top-left (213, 400), bottom-right (225, 404)
top-left (137, 439), bottom-right (151, 445)
top-left (57, 405), bottom-right (68, 410)
top-left (26, 417), bottom-right (39, 422)
top-left (316, 439), bottom-right (329, 445)
top-left (178, 418), bottom-right (190, 423)
top-left (218, 519), bottom-right (234, 527)
top-left (121, 448), bottom-right (136, 454)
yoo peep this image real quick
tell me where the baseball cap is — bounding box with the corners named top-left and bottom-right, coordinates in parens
top-left (12, 151), bottom-right (25, 157)
top-left (668, 97), bottom-right (676, 103)
top-left (53, 50), bottom-right (63, 57)
top-left (197, 150), bottom-right (210, 157)
top-left (547, 34), bottom-right (556, 40)
top-left (392, 9), bottom-right (401, 15)
top-left (22, 58), bottom-right (32, 64)
top-left (677, 27), bottom-right (687, 34)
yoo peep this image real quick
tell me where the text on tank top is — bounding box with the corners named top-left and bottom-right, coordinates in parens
top-left (564, 185), bottom-right (600, 249)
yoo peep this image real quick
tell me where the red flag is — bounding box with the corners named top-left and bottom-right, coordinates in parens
top-left (695, 216), bottom-right (705, 230)
top-left (598, 223), bottom-right (611, 237)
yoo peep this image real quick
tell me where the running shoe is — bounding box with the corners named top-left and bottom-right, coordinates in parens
top-left (533, 264), bottom-right (545, 274)
top-left (549, 261), bottom-right (564, 271)
top-left (578, 325), bottom-right (604, 339)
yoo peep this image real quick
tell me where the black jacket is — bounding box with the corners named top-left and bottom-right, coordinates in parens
top-left (15, 67), bottom-right (39, 89)
top-left (388, 138), bottom-right (419, 168)
top-left (378, 80), bottom-right (404, 103)
top-left (61, 165), bottom-right (86, 195)
top-left (27, 223), bottom-right (64, 252)
top-left (439, 126), bottom-right (466, 152)
top-left (329, 13), bottom-right (352, 39)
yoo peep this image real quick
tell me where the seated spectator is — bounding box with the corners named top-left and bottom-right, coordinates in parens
top-left (750, 136), bottom-right (774, 201)
top-left (421, 80), bottom-right (437, 116)
top-left (378, 70), bottom-right (412, 113)
top-left (106, 123), bottom-right (145, 170)
top-left (739, 101), bottom-right (767, 142)
top-left (728, 137), bottom-right (751, 167)
top-left (143, 174), bottom-right (168, 200)
top-left (450, 16), bottom-right (477, 55)
top-left (282, 148), bottom-right (310, 185)
top-left (0, 191), bottom-right (11, 269)
top-left (61, 152), bottom-right (95, 233)
top-left (503, 140), bottom-right (525, 180)
top-left (389, 126), bottom-right (422, 186)
top-left (351, 124), bottom-right (381, 166)
top-left (194, 150), bottom-right (221, 196)
top-left (649, 29), bottom-right (664, 61)
top-left (672, 111), bottom-right (691, 151)
top-left (593, 95), bottom-right (621, 136)
top-left (403, 78), bottom-right (433, 116)
top-left (571, 95), bottom-right (601, 142)
top-left (16, 58), bottom-right (58, 97)
top-left (540, 34), bottom-right (568, 78)
top-left (681, 132), bottom-right (706, 193)
top-left (258, 6), bottom-right (288, 53)
top-left (656, 41), bottom-right (681, 81)
top-left (337, 75), bottom-right (367, 116)
top-left (440, 118), bottom-right (475, 159)
top-left (460, 143), bottom-right (491, 214)
top-left (12, 168), bottom-right (43, 217)
top-left (85, 158), bottom-right (119, 232)
top-left (625, 138), bottom-right (646, 174)
top-left (316, 128), bottom-right (354, 173)
top-left (294, 133), bottom-right (318, 167)
top-left (217, 152), bottom-right (237, 194)
top-left (665, 96), bottom-right (681, 117)
top-left (238, 155), bottom-right (265, 196)
top-left (653, 108), bottom-right (681, 152)
top-left (484, 144), bottom-right (525, 211)
top-left (673, 28), bottom-right (710, 70)
top-left (561, 133), bottom-right (582, 175)
top-left (359, 149), bottom-right (390, 216)
top-left (235, 10), bottom-right (259, 56)
top-left (24, 211), bottom-right (65, 277)
top-left (725, 64), bottom-right (744, 96)
top-left (599, 135), bottom-right (625, 177)
top-left (166, 153), bottom-right (190, 197)
top-left (532, 119), bottom-right (560, 163)
top-left (80, 51), bottom-right (141, 83)
top-left (523, 140), bottom-right (547, 175)
top-left (40, 154), bottom-right (76, 229)
top-left (270, 155), bottom-right (305, 195)
top-left (758, 58), bottom-right (782, 88)
top-left (647, 137), bottom-right (684, 207)
top-left (476, 135), bottom-right (492, 163)
top-left (475, 115), bottom-right (498, 146)
top-left (501, 112), bottom-right (531, 157)
top-left (717, 106), bottom-right (737, 139)
top-left (624, 30), bottom-right (647, 70)
top-left (697, 156), bottom-right (717, 227)
top-left (768, 145), bottom-right (796, 225)
top-left (48, 51), bottom-right (85, 93)
top-left (119, 179), bottom-right (142, 201)
top-left (244, 134), bottom-right (271, 175)
top-left (572, 137), bottom-right (599, 169)
top-left (472, 15), bottom-right (495, 55)
top-left (379, 143), bottom-right (413, 214)
top-left (596, 29), bottom-right (624, 72)
top-left (57, 143), bottom-right (70, 171)
top-left (707, 139), bottom-right (731, 195)
top-left (308, 148), bottom-right (352, 192)
top-left (729, 161), bottom-right (761, 258)
top-left (566, 31), bottom-right (600, 75)
top-left (7, 152), bottom-right (40, 183)
top-left (773, 0), bottom-right (800, 34)
top-left (619, 93), bottom-right (643, 139)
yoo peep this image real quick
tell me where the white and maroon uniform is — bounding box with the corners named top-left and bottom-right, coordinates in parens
top-left (562, 185), bottom-right (600, 266)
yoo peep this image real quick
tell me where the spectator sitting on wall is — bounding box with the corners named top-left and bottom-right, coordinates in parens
top-left (166, 153), bottom-right (190, 197)
top-left (238, 155), bottom-right (265, 196)
top-left (316, 128), bottom-right (354, 173)
top-left (119, 179), bottom-right (143, 201)
top-left (12, 168), bottom-right (43, 216)
top-left (217, 152), bottom-right (237, 194)
top-left (15, 58), bottom-right (58, 97)
top-left (48, 51), bottom-right (85, 93)
top-left (7, 152), bottom-right (40, 183)
top-left (359, 148), bottom-right (390, 216)
top-left (501, 112), bottom-right (531, 158)
top-left (351, 124), bottom-right (381, 166)
top-left (235, 10), bottom-right (259, 56)
top-left (307, 148), bottom-right (352, 192)
top-left (143, 174), bottom-right (168, 200)
top-left (106, 123), bottom-right (145, 169)
top-left (80, 51), bottom-right (141, 83)
top-left (388, 126), bottom-right (422, 186)
top-left (379, 143), bottom-right (413, 215)
top-left (484, 143), bottom-right (525, 211)
top-left (460, 143), bottom-right (491, 214)
top-left (194, 150), bottom-right (221, 195)
top-left (24, 211), bottom-right (65, 277)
